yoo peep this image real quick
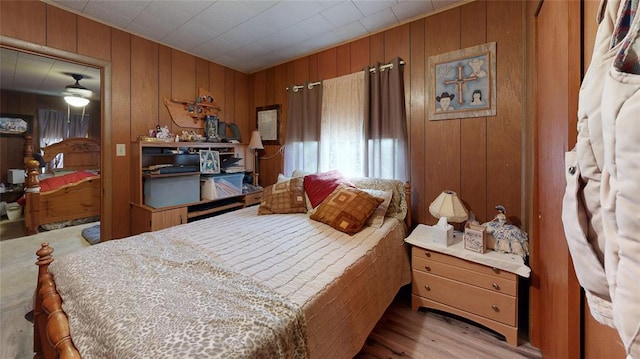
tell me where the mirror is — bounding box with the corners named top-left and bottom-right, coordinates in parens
top-left (0, 46), bottom-right (101, 184)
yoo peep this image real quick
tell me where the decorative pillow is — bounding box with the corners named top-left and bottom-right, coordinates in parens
top-left (292, 169), bottom-right (313, 178)
top-left (303, 170), bottom-right (353, 209)
top-left (258, 177), bottom-right (307, 215)
top-left (310, 184), bottom-right (384, 235)
top-left (361, 189), bottom-right (393, 228)
top-left (277, 173), bottom-right (291, 183)
top-left (348, 177), bottom-right (408, 223)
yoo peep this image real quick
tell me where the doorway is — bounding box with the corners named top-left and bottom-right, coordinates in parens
top-left (0, 35), bottom-right (111, 241)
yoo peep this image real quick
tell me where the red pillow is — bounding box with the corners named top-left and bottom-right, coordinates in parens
top-left (303, 170), bottom-right (353, 208)
top-left (39, 171), bottom-right (97, 192)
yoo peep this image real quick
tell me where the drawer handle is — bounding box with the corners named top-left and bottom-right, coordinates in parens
top-left (492, 283), bottom-right (500, 290)
top-left (424, 251), bottom-right (431, 257)
top-left (424, 265), bottom-right (431, 271)
top-left (491, 305), bottom-right (500, 312)
top-left (424, 284), bottom-right (431, 291)
top-left (492, 267), bottom-right (501, 274)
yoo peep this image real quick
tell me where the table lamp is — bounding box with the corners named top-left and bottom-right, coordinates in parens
top-left (429, 190), bottom-right (468, 233)
top-left (248, 130), bottom-right (264, 186)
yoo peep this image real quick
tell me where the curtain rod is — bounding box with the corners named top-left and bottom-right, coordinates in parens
top-left (286, 60), bottom-right (405, 91)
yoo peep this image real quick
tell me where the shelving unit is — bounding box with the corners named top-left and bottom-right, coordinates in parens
top-left (130, 141), bottom-right (261, 235)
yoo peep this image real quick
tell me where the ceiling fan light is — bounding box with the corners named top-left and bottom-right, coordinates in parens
top-left (66, 87), bottom-right (92, 97)
top-left (64, 96), bottom-right (89, 107)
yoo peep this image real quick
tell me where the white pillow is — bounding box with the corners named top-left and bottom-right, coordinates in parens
top-left (277, 173), bottom-right (291, 182)
top-left (292, 169), bottom-right (313, 177)
top-left (362, 189), bottom-right (393, 228)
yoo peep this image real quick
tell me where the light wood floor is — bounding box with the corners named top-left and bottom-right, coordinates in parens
top-left (355, 290), bottom-right (541, 358)
top-left (1, 224), bottom-right (541, 359)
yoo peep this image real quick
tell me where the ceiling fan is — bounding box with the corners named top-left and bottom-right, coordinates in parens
top-left (63, 73), bottom-right (92, 107)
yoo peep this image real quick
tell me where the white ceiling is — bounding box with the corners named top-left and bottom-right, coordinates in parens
top-left (46, 0), bottom-right (465, 73)
top-left (1, 0), bottom-right (465, 100)
top-left (0, 48), bottom-right (101, 100)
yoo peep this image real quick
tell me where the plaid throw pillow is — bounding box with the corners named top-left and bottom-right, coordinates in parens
top-left (310, 184), bottom-right (384, 235)
top-left (258, 177), bottom-right (307, 215)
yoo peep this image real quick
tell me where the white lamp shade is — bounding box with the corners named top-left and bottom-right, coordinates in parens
top-left (429, 190), bottom-right (468, 223)
top-left (64, 96), bottom-right (89, 107)
top-left (248, 130), bottom-right (264, 150)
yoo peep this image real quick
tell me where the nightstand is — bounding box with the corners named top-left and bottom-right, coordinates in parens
top-left (405, 224), bottom-right (530, 346)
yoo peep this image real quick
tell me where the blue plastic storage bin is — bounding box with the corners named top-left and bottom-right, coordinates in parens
top-left (143, 174), bottom-right (200, 208)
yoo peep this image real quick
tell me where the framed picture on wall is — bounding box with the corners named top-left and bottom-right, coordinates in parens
top-left (256, 104), bottom-right (281, 145)
top-left (199, 150), bottom-right (220, 174)
top-left (428, 42), bottom-right (497, 121)
top-left (0, 113), bottom-right (30, 135)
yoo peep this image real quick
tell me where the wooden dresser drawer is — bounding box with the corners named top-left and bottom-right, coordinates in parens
top-left (412, 270), bottom-right (517, 326)
top-left (244, 191), bottom-right (262, 206)
top-left (412, 256), bottom-right (517, 296)
top-left (412, 246), bottom-right (517, 281)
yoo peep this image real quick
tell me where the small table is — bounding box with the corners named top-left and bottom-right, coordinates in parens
top-left (405, 224), bottom-right (530, 346)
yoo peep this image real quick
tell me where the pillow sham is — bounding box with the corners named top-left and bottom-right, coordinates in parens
top-left (310, 184), bottom-right (384, 235)
top-left (361, 189), bottom-right (393, 228)
top-left (292, 169), bottom-right (312, 178)
top-left (348, 177), bottom-right (408, 223)
top-left (277, 173), bottom-right (291, 183)
top-left (303, 170), bottom-right (353, 209)
top-left (258, 177), bottom-right (307, 215)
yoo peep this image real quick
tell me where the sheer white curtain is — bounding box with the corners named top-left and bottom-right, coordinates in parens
top-left (319, 71), bottom-right (365, 177)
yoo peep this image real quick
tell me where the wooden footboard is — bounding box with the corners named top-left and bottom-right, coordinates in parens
top-left (34, 243), bottom-right (81, 359)
top-left (25, 177), bottom-right (101, 235)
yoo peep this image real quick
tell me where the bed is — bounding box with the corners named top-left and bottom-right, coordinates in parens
top-left (23, 136), bottom-right (101, 235)
top-left (33, 175), bottom-right (412, 359)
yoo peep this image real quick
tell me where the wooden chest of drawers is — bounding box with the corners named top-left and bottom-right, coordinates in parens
top-left (410, 245), bottom-right (520, 346)
top-left (243, 190), bottom-right (263, 206)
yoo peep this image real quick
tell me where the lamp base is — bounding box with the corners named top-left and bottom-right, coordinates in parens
top-left (253, 150), bottom-right (260, 186)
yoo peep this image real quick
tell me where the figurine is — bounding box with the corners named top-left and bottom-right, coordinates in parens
top-left (482, 205), bottom-right (529, 258)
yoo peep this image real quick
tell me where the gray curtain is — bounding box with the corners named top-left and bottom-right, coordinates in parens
top-left (67, 113), bottom-right (90, 138)
top-left (284, 82), bottom-right (323, 176)
top-left (37, 108), bottom-right (90, 168)
top-left (38, 109), bottom-right (90, 148)
top-left (365, 57), bottom-right (409, 182)
top-left (37, 109), bottom-right (66, 148)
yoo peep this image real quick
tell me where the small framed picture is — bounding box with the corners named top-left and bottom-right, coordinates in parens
top-left (199, 150), bottom-right (220, 174)
top-left (463, 223), bottom-right (486, 253)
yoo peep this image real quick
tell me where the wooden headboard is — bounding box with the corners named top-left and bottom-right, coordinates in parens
top-left (41, 137), bottom-right (100, 171)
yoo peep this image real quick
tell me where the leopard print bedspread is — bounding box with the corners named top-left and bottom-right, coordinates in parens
top-left (49, 233), bottom-right (308, 359)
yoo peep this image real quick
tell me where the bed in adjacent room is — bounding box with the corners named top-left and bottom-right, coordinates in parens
top-left (34, 174), bottom-right (411, 359)
top-left (23, 137), bottom-right (101, 235)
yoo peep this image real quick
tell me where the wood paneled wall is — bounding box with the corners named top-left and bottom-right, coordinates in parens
top-left (1, 1), bottom-right (251, 239)
top-left (251, 0), bottom-right (526, 228)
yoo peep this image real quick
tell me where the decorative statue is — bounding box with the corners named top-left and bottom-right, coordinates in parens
top-left (482, 205), bottom-right (529, 258)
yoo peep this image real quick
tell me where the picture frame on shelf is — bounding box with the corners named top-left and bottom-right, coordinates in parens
top-left (199, 150), bottom-right (220, 174)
